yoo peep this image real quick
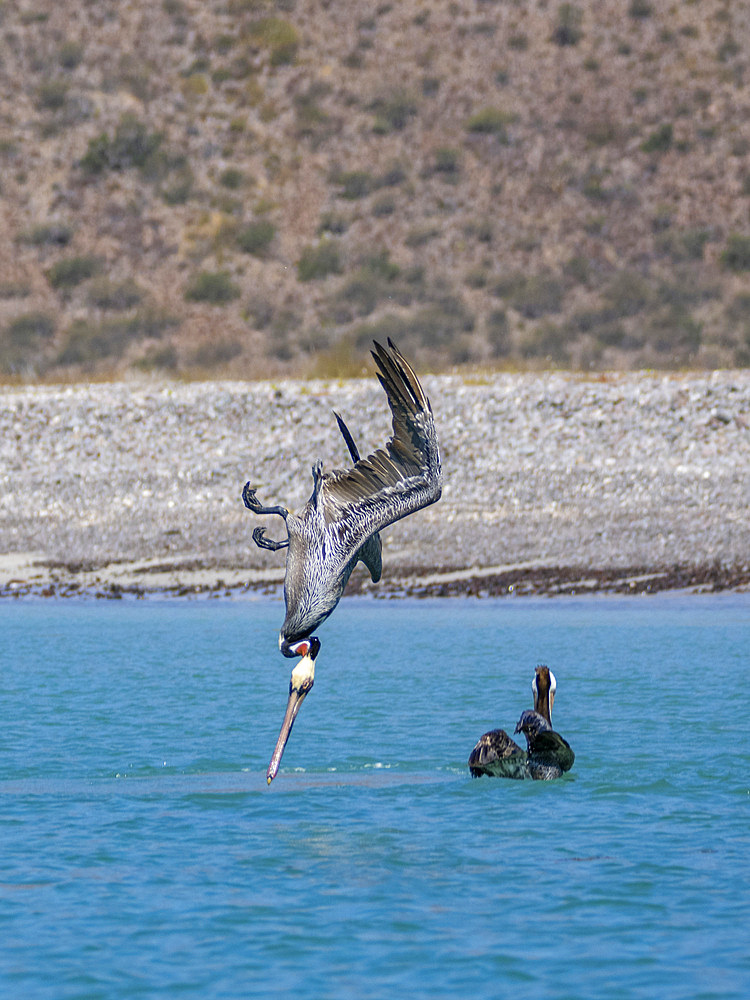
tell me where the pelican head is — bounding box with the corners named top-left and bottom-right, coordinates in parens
top-left (266, 636), bottom-right (320, 785)
top-left (532, 666), bottom-right (556, 723)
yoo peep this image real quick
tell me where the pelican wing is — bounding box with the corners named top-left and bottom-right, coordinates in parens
top-left (468, 729), bottom-right (529, 780)
top-left (319, 339), bottom-right (442, 546)
top-left (528, 730), bottom-right (575, 773)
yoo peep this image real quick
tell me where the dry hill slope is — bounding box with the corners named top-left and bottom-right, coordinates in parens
top-left (1, 0), bottom-right (750, 378)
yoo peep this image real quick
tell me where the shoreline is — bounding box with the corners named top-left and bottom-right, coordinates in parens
top-left (2, 372), bottom-right (749, 594)
top-left (2, 551), bottom-right (748, 600)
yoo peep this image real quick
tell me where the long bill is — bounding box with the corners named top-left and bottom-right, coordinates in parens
top-left (266, 646), bottom-right (317, 784)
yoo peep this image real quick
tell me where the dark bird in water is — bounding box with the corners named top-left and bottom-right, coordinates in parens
top-left (468, 666), bottom-right (574, 780)
top-left (243, 339), bottom-right (442, 783)
top-left (514, 708), bottom-right (575, 780)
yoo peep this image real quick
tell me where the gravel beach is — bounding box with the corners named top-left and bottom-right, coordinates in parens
top-left (2, 369), bottom-right (749, 598)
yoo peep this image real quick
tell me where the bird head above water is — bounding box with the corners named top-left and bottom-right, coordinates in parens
top-left (514, 709), bottom-right (552, 741)
top-left (532, 665), bottom-right (556, 723)
top-left (266, 636), bottom-right (321, 785)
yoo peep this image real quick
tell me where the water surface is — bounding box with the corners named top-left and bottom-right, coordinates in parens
top-left (2, 594), bottom-right (749, 998)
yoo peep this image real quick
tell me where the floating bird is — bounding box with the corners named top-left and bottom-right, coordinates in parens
top-left (244, 339), bottom-right (442, 782)
top-left (514, 708), bottom-right (575, 780)
top-left (468, 666), bottom-right (574, 780)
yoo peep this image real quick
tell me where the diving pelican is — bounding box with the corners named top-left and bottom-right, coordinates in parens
top-left (468, 666), bottom-right (574, 780)
top-left (244, 339), bottom-right (442, 782)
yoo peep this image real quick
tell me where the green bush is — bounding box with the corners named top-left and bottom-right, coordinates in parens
top-left (518, 323), bottom-right (570, 362)
top-left (219, 167), bottom-right (245, 189)
top-left (337, 170), bottom-right (372, 199)
top-left (46, 255), bottom-right (101, 289)
top-left (249, 17), bottom-right (299, 66)
top-left (86, 278), bottom-right (144, 310)
top-left (721, 234), bottom-right (750, 272)
top-left (188, 338), bottom-right (243, 368)
top-left (370, 91), bottom-right (418, 133)
top-left (237, 220), bottom-right (276, 255)
top-left (184, 271), bottom-right (241, 303)
top-left (19, 223), bottom-right (73, 246)
top-left (80, 115), bottom-right (164, 175)
top-left (36, 79), bottom-right (68, 111)
top-left (641, 123), bottom-right (673, 154)
top-left (647, 306), bottom-right (702, 356)
top-left (58, 41), bottom-right (84, 69)
top-left (487, 309), bottom-right (510, 355)
top-left (466, 107), bottom-right (514, 140)
top-left (297, 240), bottom-right (342, 281)
top-left (602, 270), bottom-right (652, 317)
top-left (56, 311), bottom-right (177, 366)
top-left (0, 312), bottom-right (56, 373)
top-left (552, 4), bottom-right (583, 46)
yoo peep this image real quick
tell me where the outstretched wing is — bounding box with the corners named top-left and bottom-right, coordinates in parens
top-left (319, 338), bottom-right (442, 550)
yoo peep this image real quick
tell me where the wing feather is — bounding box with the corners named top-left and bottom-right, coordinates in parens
top-left (319, 339), bottom-right (442, 547)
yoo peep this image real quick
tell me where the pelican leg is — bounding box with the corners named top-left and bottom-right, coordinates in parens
top-left (253, 526), bottom-right (289, 551)
top-left (242, 483), bottom-right (288, 519)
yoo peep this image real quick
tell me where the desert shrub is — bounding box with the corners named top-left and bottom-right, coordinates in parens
top-left (466, 107), bottom-right (514, 139)
top-left (133, 345), bottom-right (178, 372)
top-left (372, 195), bottom-right (396, 217)
top-left (352, 294), bottom-right (474, 356)
top-left (656, 226), bottom-right (709, 263)
top-left (464, 268), bottom-right (489, 289)
top-left (247, 297), bottom-right (275, 330)
top-left (377, 162), bottom-right (408, 187)
top-left (161, 167), bottom-right (193, 205)
top-left (297, 240), bottom-right (342, 281)
top-left (646, 305), bottom-right (702, 355)
top-left (337, 170), bottom-right (372, 199)
top-left (56, 311), bottom-right (176, 366)
top-left (494, 274), bottom-right (563, 318)
top-left (628, 0), bottom-right (653, 16)
top-left (518, 323), bottom-right (570, 362)
top-left (641, 123), bottom-right (673, 154)
top-left (318, 212), bottom-right (349, 235)
top-left (721, 234), bottom-right (750, 272)
top-left (36, 79), bottom-right (68, 111)
top-left (1, 313), bottom-right (55, 350)
top-left (370, 91), bottom-right (418, 133)
top-left (552, 4), bottom-right (583, 46)
top-left (80, 115), bottom-right (163, 175)
top-left (725, 292), bottom-right (750, 326)
top-left (219, 167), bottom-right (244, 189)
top-left (237, 219), bottom-right (276, 255)
top-left (86, 278), bottom-right (144, 310)
top-left (602, 270), bottom-right (652, 317)
top-left (487, 309), bottom-right (510, 355)
top-left (432, 147), bottom-right (461, 179)
top-left (19, 223), bottom-right (73, 246)
top-left (185, 271), bottom-right (240, 303)
top-left (58, 40), bottom-right (84, 69)
top-left (331, 253), bottom-right (404, 322)
top-left (188, 338), bottom-right (243, 368)
top-left (249, 17), bottom-right (299, 65)
top-left (405, 226), bottom-right (440, 247)
top-left (56, 319), bottom-right (132, 365)
top-left (46, 255), bottom-right (101, 289)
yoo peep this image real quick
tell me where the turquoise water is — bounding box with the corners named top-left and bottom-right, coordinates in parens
top-left (2, 594), bottom-right (749, 999)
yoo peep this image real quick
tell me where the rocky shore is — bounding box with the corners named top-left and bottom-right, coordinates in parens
top-left (2, 369), bottom-right (749, 599)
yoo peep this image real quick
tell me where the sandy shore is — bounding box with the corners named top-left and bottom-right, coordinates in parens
top-left (2, 370), bottom-right (749, 598)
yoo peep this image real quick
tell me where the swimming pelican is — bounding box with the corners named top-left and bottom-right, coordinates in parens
top-left (514, 708), bottom-right (574, 780)
top-left (244, 339), bottom-right (442, 782)
top-left (468, 666), bottom-right (574, 780)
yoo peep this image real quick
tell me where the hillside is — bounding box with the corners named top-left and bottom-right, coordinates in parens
top-left (1, 0), bottom-right (750, 379)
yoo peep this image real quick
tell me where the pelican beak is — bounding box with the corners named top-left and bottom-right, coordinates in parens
top-left (266, 637), bottom-right (320, 784)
